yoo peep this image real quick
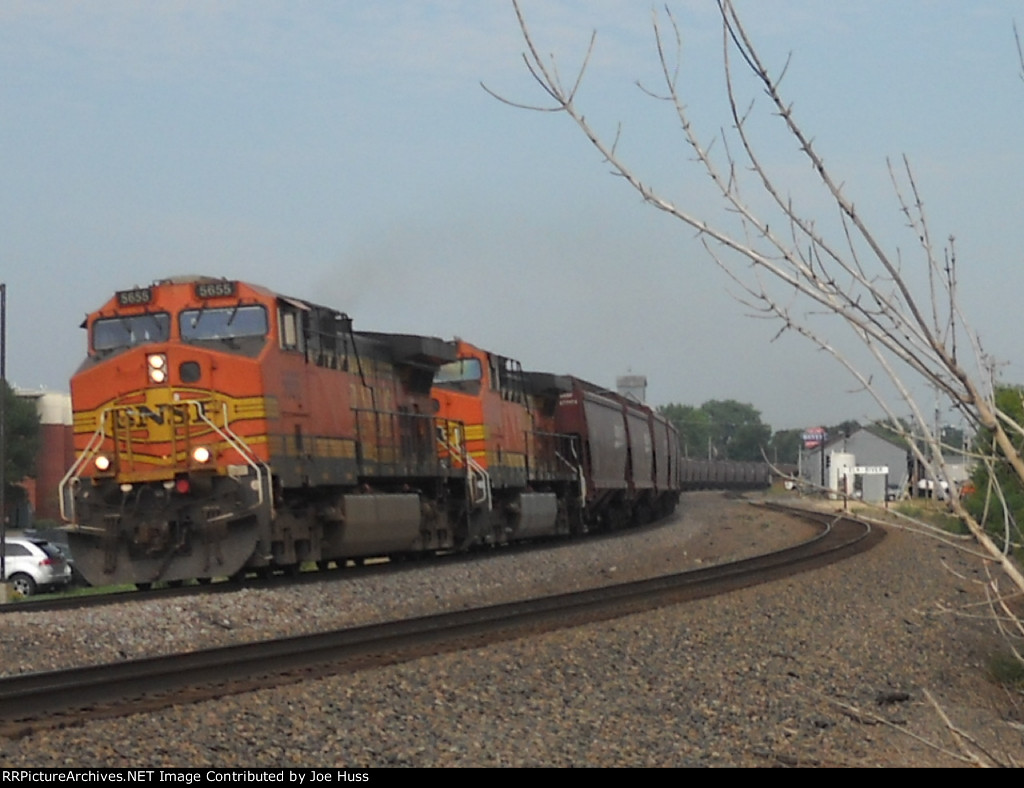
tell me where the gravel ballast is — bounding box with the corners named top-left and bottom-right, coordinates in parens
top-left (1, 491), bottom-right (1022, 767)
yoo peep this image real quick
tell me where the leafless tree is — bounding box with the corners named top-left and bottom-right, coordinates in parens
top-left (488, 1), bottom-right (1024, 600)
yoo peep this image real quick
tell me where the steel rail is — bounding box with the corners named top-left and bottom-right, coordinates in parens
top-left (0, 504), bottom-right (880, 736)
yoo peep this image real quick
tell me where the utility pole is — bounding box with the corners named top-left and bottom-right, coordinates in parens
top-left (1, 282), bottom-right (7, 596)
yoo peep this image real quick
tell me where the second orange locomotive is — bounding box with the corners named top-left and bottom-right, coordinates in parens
top-left (60, 276), bottom-right (682, 588)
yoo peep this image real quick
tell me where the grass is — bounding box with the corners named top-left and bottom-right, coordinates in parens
top-left (890, 500), bottom-right (968, 534)
top-left (986, 651), bottom-right (1024, 689)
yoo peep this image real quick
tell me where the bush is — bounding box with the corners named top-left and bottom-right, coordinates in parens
top-left (987, 651), bottom-right (1024, 688)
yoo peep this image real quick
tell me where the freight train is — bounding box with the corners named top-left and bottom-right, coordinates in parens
top-left (59, 276), bottom-right (769, 588)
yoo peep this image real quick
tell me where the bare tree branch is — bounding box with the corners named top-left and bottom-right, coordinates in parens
top-left (494, 0), bottom-right (1024, 598)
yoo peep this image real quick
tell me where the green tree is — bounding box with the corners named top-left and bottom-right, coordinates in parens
top-left (658, 403), bottom-right (710, 459)
top-left (766, 428), bottom-right (803, 466)
top-left (702, 399), bottom-right (771, 462)
top-left (659, 399), bottom-right (770, 461)
top-left (828, 420), bottom-right (862, 442)
top-left (965, 386), bottom-right (1024, 546)
top-left (2, 382), bottom-right (40, 509)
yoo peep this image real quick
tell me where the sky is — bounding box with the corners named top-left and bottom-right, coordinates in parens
top-left (2, 1), bottom-right (1024, 432)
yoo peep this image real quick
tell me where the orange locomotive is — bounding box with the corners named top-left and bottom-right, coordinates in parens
top-left (431, 339), bottom-right (583, 544)
top-left (60, 276), bottom-right (683, 588)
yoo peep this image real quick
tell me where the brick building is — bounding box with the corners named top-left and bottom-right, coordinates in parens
top-left (14, 390), bottom-right (74, 524)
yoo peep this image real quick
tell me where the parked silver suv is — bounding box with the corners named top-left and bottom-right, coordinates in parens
top-left (1, 537), bottom-right (73, 596)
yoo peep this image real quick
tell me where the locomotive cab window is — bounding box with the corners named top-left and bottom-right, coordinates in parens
top-left (278, 304), bottom-right (305, 353)
top-left (492, 355), bottom-right (527, 405)
top-left (434, 358), bottom-right (482, 395)
top-left (305, 308), bottom-right (352, 369)
top-left (180, 305), bottom-right (268, 342)
top-left (92, 312), bottom-right (171, 353)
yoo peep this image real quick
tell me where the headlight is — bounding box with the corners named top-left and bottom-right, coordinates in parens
top-left (192, 446), bottom-right (212, 464)
top-left (147, 353), bottom-right (168, 384)
top-left (94, 454), bottom-right (112, 472)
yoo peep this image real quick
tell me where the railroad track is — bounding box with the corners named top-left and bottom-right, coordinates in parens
top-left (0, 507), bottom-right (683, 615)
top-left (0, 503), bottom-right (882, 738)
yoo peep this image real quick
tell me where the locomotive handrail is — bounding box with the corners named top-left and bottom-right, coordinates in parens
top-left (466, 456), bottom-right (492, 509)
top-left (435, 419), bottom-right (491, 510)
top-left (555, 441), bottom-right (586, 508)
top-left (351, 407), bottom-right (457, 476)
top-left (58, 408), bottom-right (115, 523)
top-left (59, 401), bottom-right (274, 525)
top-left (194, 401), bottom-right (273, 516)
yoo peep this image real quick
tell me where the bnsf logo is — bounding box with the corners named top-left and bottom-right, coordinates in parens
top-left (113, 401), bottom-right (208, 430)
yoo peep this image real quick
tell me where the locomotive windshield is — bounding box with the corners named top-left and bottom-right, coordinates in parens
top-left (180, 305), bottom-right (268, 341)
top-left (434, 357), bottom-right (483, 394)
top-left (93, 313), bottom-right (171, 352)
